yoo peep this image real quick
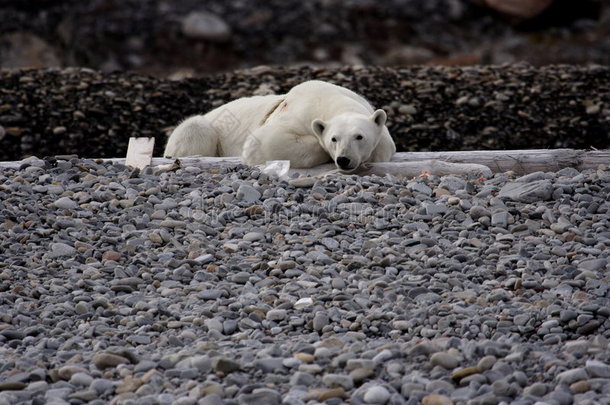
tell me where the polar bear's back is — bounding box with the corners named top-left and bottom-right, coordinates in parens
top-left (285, 80), bottom-right (374, 118)
top-left (205, 94), bottom-right (284, 156)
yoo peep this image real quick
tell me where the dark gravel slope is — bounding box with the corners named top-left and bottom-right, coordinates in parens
top-left (1, 64), bottom-right (609, 161)
top-left (1, 0), bottom-right (608, 74)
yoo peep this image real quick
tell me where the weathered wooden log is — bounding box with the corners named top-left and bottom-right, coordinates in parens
top-left (124, 137), bottom-right (155, 170)
top-left (113, 148), bottom-right (610, 175)
top-left (1, 149), bottom-right (607, 177)
top-left (390, 149), bottom-right (609, 174)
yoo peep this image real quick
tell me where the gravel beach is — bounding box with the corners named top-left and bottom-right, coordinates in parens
top-left (0, 155), bottom-right (609, 404)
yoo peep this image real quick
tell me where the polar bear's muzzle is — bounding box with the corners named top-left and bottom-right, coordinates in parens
top-left (336, 156), bottom-right (358, 171)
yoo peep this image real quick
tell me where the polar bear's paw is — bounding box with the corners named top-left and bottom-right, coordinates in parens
top-left (241, 134), bottom-right (266, 166)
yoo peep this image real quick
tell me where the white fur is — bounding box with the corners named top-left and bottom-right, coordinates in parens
top-left (164, 80), bottom-right (396, 170)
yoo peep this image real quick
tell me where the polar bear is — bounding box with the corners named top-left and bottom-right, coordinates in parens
top-left (164, 80), bottom-right (396, 171)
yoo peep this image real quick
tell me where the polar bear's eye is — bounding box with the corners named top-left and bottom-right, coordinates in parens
top-left (355, 134), bottom-right (363, 140)
top-left (331, 137), bottom-right (337, 142)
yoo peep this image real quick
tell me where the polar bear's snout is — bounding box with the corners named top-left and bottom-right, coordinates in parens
top-left (336, 156), bottom-right (353, 170)
top-left (334, 152), bottom-right (362, 172)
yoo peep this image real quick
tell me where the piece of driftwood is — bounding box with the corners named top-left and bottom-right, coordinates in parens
top-left (391, 149), bottom-right (609, 174)
top-left (124, 137), bottom-right (155, 169)
top-left (147, 148), bottom-right (608, 176)
top-left (1, 149), bottom-right (607, 176)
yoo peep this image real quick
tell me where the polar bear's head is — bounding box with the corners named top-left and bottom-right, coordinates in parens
top-left (311, 109), bottom-right (387, 172)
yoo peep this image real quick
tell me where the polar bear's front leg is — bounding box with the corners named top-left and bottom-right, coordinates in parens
top-left (242, 125), bottom-right (330, 168)
top-left (241, 132), bottom-right (267, 166)
top-left (164, 115), bottom-right (220, 158)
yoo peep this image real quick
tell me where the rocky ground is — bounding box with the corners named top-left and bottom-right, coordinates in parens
top-left (0, 0), bottom-right (609, 76)
top-left (0, 155), bottom-right (609, 405)
top-left (1, 64), bottom-right (609, 162)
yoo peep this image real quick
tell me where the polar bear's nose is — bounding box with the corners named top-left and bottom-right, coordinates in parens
top-left (336, 156), bottom-right (351, 169)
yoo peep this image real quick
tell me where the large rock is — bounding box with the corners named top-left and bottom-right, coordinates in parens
top-left (181, 11), bottom-right (231, 42)
top-left (236, 184), bottom-right (261, 203)
top-left (498, 180), bottom-right (553, 202)
top-left (0, 32), bottom-right (60, 69)
top-left (475, 0), bottom-right (555, 19)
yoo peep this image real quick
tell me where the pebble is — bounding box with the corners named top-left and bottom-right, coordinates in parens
top-left (451, 367), bottom-right (480, 382)
top-left (302, 387), bottom-right (346, 401)
top-left (92, 353), bottom-right (130, 369)
top-left (237, 388), bottom-right (281, 405)
top-left (0, 382), bottom-right (27, 391)
top-left (323, 374), bottom-right (354, 390)
top-left (53, 196), bottom-right (79, 210)
top-left (294, 352), bottom-right (315, 363)
top-left (546, 387), bottom-right (573, 405)
top-left (585, 360), bottom-right (610, 378)
top-left (57, 365), bottom-right (87, 380)
top-left (313, 312), bottom-right (329, 331)
top-left (469, 205), bottom-right (491, 219)
top-left (48, 242), bottom-right (76, 258)
top-left (291, 371), bottom-right (315, 386)
top-left (477, 356), bottom-right (496, 371)
top-left (200, 394), bottom-right (224, 405)
top-left (363, 385), bottom-right (391, 404)
top-left (254, 358), bottom-right (285, 373)
top-left (236, 184), bottom-right (261, 203)
top-left (523, 382), bottom-right (548, 397)
top-left (212, 357), bottom-right (241, 374)
top-left (579, 258), bottom-right (608, 271)
top-left (430, 352), bottom-right (459, 369)
top-left (398, 104), bottom-right (417, 115)
top-left (491, 211), bottom-right (509, 228)
top-left (349, 367), bottom-right (374, 383)
top-left (181, 11), bottom-right (231, 42)
top-left (570, 380), bottom-right (590, 393)
top-left (101, 250), bottom-right (121, 262)
top-left (586, 104), bottom-right (600, 115)
top-left (69, 372), bottom-right (93, 387)
top-left (116, 375), bottom-right (144, 394)
top-left (555, 368), bottom-right (588, 385)
top-left (294, 297), bottom-right (314, 309)
top-left (422, 394), bottom-right (453, 405)
top-left (266, 309), bottom-right (287, 321)
top-left (205, 318), bottom-right (224, 333)
top-left (90, 379), bottom-right (114, 395)
top-left (198, 289), bottom-right (224, 300)
top-left (243, 232), bottom-right (265, 242)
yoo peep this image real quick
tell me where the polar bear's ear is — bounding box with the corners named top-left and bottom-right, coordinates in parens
top-left (371, 109), bottom-right (387, 128)
top-left (312, 119), bottom-right (326, 138)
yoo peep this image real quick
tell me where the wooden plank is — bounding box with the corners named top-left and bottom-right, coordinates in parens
top-left (124, 137), bottom-right (155, 169)
top-left (120, 149), bottom-right (610, 176)
top-left (390, 149), bottom-right (610, 174)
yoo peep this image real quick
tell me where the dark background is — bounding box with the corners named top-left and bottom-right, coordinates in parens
top-left (0, 0), bottom-right (609, 160)
top-left (1, 0), bottom-right (609, 76)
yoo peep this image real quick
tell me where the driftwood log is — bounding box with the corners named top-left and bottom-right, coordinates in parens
top-left (1, 149), bottom-right (608, 179)
top-left (391, 149), bottom-right (609, 174)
